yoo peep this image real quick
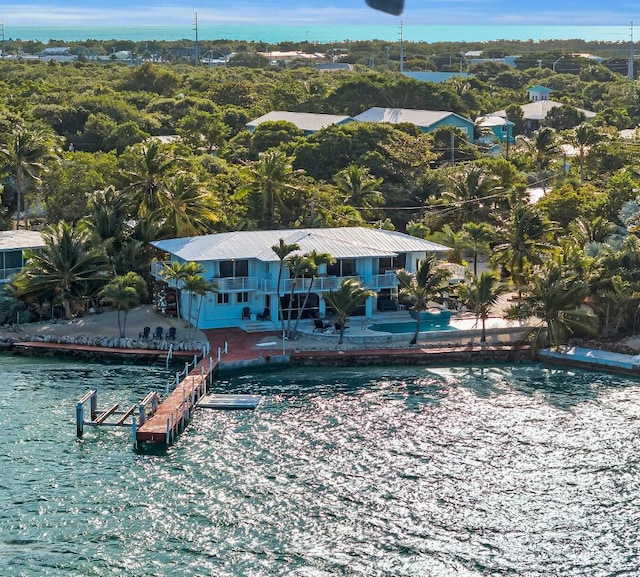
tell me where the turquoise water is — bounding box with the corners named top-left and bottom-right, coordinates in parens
top-left (2, 355), bottom-right (640, 575)
top-left (4, 24), bottom-right (633, 43)
top-left (369, 321), bottom-right (457, 333)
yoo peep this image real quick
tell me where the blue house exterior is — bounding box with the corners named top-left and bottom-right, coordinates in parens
top-left (151, 227), bottom-right (452, 330)
top-left (352, 107), bottom-right (476, 142)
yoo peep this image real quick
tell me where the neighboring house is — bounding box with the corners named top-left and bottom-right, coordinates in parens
top-left (39, 47), bottom-right (75, 62)
top-left (493, 85), bottom-right (596, 134)
top-left (257, 50), bottom-right (325, 65)
top-left (352, 107), bottom-right (475, 142)
top-left (151, 227), bottom-right (451, 329)
top-left (246, 111), bottom-right (352, 136)
top-left (402, 71), bottom-right (471, 83)
top-left (476, 115), bottom-right (515, 145)
top-left (0, 230), bottom-right (45, 283)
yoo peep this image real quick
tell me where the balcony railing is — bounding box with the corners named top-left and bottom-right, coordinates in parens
top-left (152, 261), bottom-right (399, 295)
top-left (0, 267), bottom-right (22, 282)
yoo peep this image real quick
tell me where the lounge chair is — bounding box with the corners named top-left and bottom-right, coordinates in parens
top-left (313, 318), bottom-right (331, 332)
top-left (152, 326), bottom-right (164, 340)
top-left (138, 326), bottom-right (151, 340)
top-left (166, 327), bottom-right (177, 340)
top-left (333, 321), bottom-right (349, 333)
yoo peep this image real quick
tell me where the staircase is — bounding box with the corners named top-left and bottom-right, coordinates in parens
top-left (243, 320), bottom-right (277, 333)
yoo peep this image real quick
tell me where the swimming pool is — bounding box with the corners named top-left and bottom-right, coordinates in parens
top-left (369, 321), bottom-right (458, 334)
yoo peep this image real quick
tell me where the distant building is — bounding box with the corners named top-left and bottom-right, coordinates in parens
top-left (402, 71), bottom-right (471, 83)
top-left (476, 115), bottom-right (515, 145)
top-left (316, 62), bottom-right (354, 72)
top-left (492, 85), bottom-right (596, 133)
top-left (258, 51), bottom-right (325, 65)
top-left (352, 107), bottom-right (475, 142)
top-left (246, 111), bottom-right (352, 135)
top-left (39, 46), bottom-right (75, 62)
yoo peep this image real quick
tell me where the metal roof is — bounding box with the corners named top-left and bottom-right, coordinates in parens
top-left (352, 107), bottom-right (473, 127)
top-left (246, 111), bottom-right (352, 133)
top-left (152, 227), bottom-right (451, 263)
top-left (0, 230), bottom-right (45, 251)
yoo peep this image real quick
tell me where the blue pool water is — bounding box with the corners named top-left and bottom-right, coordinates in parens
top-left (369, 321), bottom-right (457, 333)
top-left (2, 355), bottom-right (640, 575)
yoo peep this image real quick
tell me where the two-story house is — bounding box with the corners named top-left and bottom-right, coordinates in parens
top-left (150, 227), bottom-right (451, 330)
top-left (0, 230), bottom-right (45, 283)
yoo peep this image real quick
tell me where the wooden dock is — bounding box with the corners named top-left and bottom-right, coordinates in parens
top-left (135, 356), bottom-right (216, 445)
top-left (198, 394), bottom-right (261, 410)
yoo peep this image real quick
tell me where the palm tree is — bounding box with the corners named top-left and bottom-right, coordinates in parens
top-left (292, 250), bottom-right (334, 335)
top-left (491, 203), bottom-right (553, 298)
top-left (9, 222), bottom-right (109, 319)
top-left (441, 165), bottom-right (502, 227)
top-left (0, 124), bottom-right (57, 230)
top-left (568, 123), bottom-right (600, 182)
top-left (322, 279), bottom-right (374, 345)
top-left (430, 224), bottom-right (466, 264)
top-left (156, 173), bottom-right (218, 238)
top-left (397, 255), bottom-right (451, 345)
top-left (458, 271), bottom-right (507, 342)
top-left (517, 127), bottom-right (559, 191)
top-left (284, 253), bottom-right (312, 339)
top-left (182, 273), bottom-right (216, 338)
top-left (520, 261), bottom-right (597, 352)
top-left (461, 221), bottom-right (495, 276)
top-left (99, 272), bottom-right (147, 338)
top-left (271, 238), bottom-right (300, 333)
top-left (247, 150), bottom-right (301, 229)
top-left (160, 261), bottom-right (205, 324)
top-left (333, 164), bottom-right (384, 219)
top-left (121, 141), bottom-right (178, 216)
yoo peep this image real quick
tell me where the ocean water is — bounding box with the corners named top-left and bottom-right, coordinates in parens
top-left (2, 355), bottom-right (640, 576)
top-left (4, 24), bottom-right (634, 44)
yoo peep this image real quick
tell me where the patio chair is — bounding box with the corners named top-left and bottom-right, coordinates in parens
top-left (138, 326), bottom-right (151, 340)
top-left (152, 326), bottom-right (164, 340)
top-left (166, 327), bottom-right (177, 340)
top-left (313, 318), bottom-right (331, 332)
top-left (241, 306), bottom-right (251, 320)
top-left (257, 307), bottom-right (270, 321)
top-left (333, 321), bottom-right (349, 333)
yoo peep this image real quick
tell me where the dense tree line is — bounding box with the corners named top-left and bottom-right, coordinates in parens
top-left (0, 54), bottom-right (638, 348)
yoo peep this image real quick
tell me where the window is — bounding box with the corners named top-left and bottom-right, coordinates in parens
top-left (4, 250), bottom-right (23, 269)
top-left (217, 293), bottom-right (230, 305)
top-left (327, 258), bottom-right (357, 277)
top-left (236, 292), bottom-right (249, 304)
top-left (219, 259), bottom-right (249, 277)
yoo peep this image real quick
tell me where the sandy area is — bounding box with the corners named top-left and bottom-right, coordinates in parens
top-left (0, 305), bottom-right (207, 343)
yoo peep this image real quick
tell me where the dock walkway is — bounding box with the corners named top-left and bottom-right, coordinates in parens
top-left (135, 356), bottom-right (216, 445)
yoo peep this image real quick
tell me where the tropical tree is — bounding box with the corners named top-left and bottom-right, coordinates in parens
top-left (160, 260), bottom-right (205, 323)
top-left (155, 173), bottom-right (218, 238)
top-left (491, 203), bottom-right (553, 297)
top-left (0, 124), bottom-right (57, 230)
top-left (99, 271), bottom-right (147, 338)
top-left (397, 255), bottom-right (451, 345)
top-left (182, 273), bottom-right (216, 338)
top-left (292, 250), bottom-right (334, 335)
top-left (322, 278), bottom-right (374, 345)
top-left (333, 164), bottom-right (384, 220)
top-left (9, 222), bottom-right (109, 319)
top-left (568, 123), bottom-right (601, 182)
top-left (271, 238), bottom-right (300, 332)
top-left (441, 164), bottom-right (502, 227)
top-left (461, 221), bottom-right (495, 276)
top-left (284, 253), bottom-right (312, 339)
top-left (246, 150), bottom-right (303, 228)
top-left (518, 260), bottom-right (597, 352)
top-left (121, 141), bottom-right (179, 216)
top-left (517, 127), bottom-right (559, 191)
top-left (458, 271), bottom-right (507, 342)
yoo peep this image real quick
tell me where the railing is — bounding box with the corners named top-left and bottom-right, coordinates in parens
top-left (0, 267), bottom-right (23, 282)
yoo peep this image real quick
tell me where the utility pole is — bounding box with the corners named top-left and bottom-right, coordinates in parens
top-left (399, 21), bottom-right (404, 73)
top-left (0, 21), bottom-right (4, 59)
top-left (629, 21), bottom-right (634, 81)
top-left (193, 12), bottom-right (199, 67)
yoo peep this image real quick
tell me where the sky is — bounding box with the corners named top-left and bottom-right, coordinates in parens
top-left (0, 0), bottom-right (638, 28)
